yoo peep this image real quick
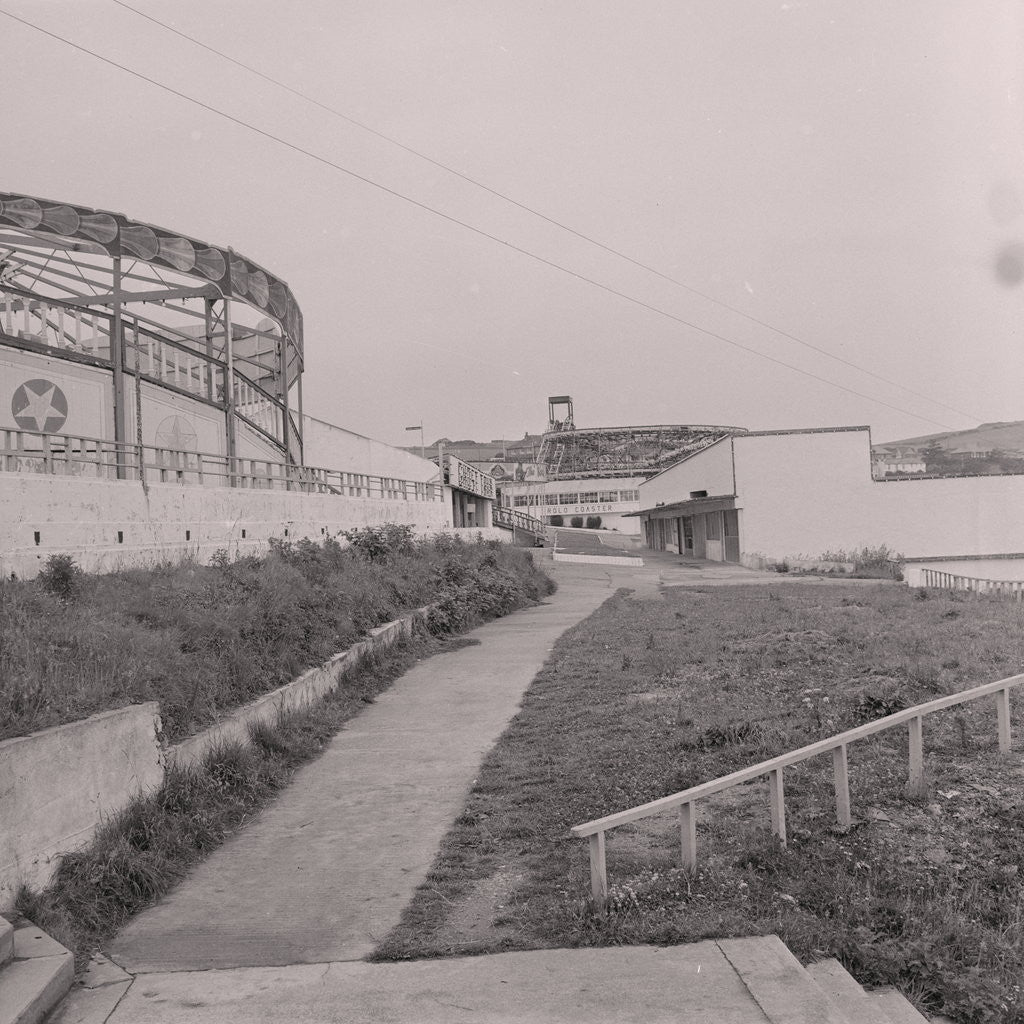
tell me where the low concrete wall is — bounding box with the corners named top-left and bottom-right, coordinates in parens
top-left (167, 612), bottom-right (424, 768)
top-left (0, 704), bottom-right (164, 912)
top-left (1, 474), bottom-right (452, 579)
top-left (0, 608), bottom-right (427, 913)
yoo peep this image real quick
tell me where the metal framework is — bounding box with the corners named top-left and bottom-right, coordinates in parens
top-left (0, 191), bottom-right (304, 472)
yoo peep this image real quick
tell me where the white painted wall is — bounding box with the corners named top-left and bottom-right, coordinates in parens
top-left (640, 440), bottom-right (736, 506)
top-left (302, 415), bottom-right (440, 482)
top-left (0, 474), bottom-right (452, 578)
top-left (640, 427), bottom-right (1024, 570)
top-left (3, 345), bottom-right (282, 463)
top-left (731, 429), bottom-right (877, 565)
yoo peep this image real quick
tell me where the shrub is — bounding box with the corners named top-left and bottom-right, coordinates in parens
top-left (570, 516), bottom-right (584, 528)
top-left (37, 554), bottom-right (86, 602)
top-left (585, 516), bottom-right (602, 529)
top-left (549, 515), bottom-right (563, 527)
top-left (341, 524), bottom-right (416, 563)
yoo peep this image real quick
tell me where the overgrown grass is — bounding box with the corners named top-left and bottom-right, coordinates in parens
top-left (15, 630), bottom-right (479, 964)
top-left (1, 531), bottom-right (553, 742)
top-left (375, 583), bottom-right (1024, 1024)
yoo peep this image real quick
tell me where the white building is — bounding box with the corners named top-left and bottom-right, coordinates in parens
top-left (635, 426), bottom-right (1024, 579)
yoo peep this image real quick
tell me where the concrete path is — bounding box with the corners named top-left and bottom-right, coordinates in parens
top-left (108, 561), bottom-right (610, 973)
top-left (99, 943), bottom-right (770, 1023)
top-left (60, 553), bottom-right (861, 1023)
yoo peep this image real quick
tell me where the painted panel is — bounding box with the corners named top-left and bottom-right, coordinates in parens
top-left (1, 348), bottom-right (110, 439)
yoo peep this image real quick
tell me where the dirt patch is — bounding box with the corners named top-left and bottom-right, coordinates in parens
top-left (434, 866), bottom-right (526, 949)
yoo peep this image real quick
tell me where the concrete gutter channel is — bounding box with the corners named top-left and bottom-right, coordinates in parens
top-left (18, 555), bottom-right (937, 1023)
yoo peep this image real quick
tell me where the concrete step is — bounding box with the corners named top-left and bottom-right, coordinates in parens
top-left (0, 917), bottom-right (13, 967)
top-left (0, 920), bottom-right (74, 1024)
top-left (805, 958), bottom-right (892, 1024)
top-left (718, 936), bottom-right (850, 1023)
top-left (804, 956), bottom-right (938, 1024)
top-left (870, 987), bottom-right (931, 1024)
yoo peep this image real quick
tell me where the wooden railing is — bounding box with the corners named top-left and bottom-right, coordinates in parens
top-left (571, 672), bottom-right (1024, 908)
top-left (920, 568), bottom-right (1024, 599)
top-left (1, 428), bottom-right (444, 502)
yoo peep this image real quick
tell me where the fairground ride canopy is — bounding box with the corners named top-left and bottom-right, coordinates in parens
top-left (0, 191), bottom-right (303, 462)
top-left (0, 191), bottom-right (302, 352)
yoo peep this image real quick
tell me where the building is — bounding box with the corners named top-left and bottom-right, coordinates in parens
top-left (635, 425), bottom-right (1024, 579)
top-left (497, 396), bottom-right (746, 533)
top-left (0, 190), bottom-right (500, 576)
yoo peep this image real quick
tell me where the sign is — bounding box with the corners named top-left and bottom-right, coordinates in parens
top-left (11, 378), bottom-right (68, 432)
top-left (539, 503), bottom-right (615, 515)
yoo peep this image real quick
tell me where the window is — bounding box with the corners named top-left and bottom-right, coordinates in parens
top-left (619, 489), bottom-right (639, 502)
top-left (579, 491), bottom-right (598, 502)
top-left (597, 490), bottom-right (618, 502)
top-left (558, 492), bottom-right (579, 504)
top-left (514, 495), bottom-right (530, 507)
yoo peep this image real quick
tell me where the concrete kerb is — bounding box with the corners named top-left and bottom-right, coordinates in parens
top-left (167, 606), bottom-right (431, 769)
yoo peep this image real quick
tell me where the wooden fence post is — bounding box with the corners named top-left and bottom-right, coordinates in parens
top-left (588, 832), bottom-right (607, 909)
top-left (768, 768), bottom-right (786, 845)
top-left (679, 802), bottom-right (697, 868)
top-left (832, 744), bottom-right (851, 828)
top-left (997, 687), bottom-right (1012, 753)
top-left (908, 716), bottom-right (925, 796)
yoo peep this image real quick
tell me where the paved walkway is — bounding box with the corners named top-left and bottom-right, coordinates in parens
top-left (107, 561), bottom-right (609, 974)
top-left (58, 552), bottom-right (841, 1023)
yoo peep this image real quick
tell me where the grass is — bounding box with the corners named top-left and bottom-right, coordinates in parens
top-left (15, 630), bottom-right (483, 965)
top-left (374, 583), bottom-right (1024, 1024)
top-left (1, 530), bottom-right (554, 742)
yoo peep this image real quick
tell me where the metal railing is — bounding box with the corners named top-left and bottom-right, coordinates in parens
top-left (493, 505), bottom-right (545, 534)
top-left (1, 427), bottom-right (444, 501)
top-left (920, 568), bottom-right (1024, 599)
top-left (571, 672), bottom-right (1024, 909)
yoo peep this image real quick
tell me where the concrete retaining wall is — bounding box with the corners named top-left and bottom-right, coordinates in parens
top-left (167, 612), bottom-right (424, 769)
top-left (0, 474), bottom-right (452, 579)
top-left (0, 704), bottom-right (164, 911)
top-left (0, 607), bottom-right (426, 913)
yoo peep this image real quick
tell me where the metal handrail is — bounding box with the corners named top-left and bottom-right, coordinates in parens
top-left (571, 672), bottom-right (1024, 908)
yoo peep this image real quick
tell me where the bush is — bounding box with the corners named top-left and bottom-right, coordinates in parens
top-left (549, 515), bottom-right (563, 527)
top-left (341, 524), bottom-right (416, 563)
top-left (570, 516), bottom-right (584, 528)
top-left (585, 516), bottom-right (602, 529)
top-left (37, 554), bottom-right (85, 602)
top-left (1, 531), bottom-right (554, 743)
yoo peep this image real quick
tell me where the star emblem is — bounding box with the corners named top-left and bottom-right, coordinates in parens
top-left (155, 415), bottom-right (198, 452)
top-left (11, 379), bottom-right (68, 432)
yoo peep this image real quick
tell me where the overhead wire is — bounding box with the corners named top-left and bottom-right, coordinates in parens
top-left (0, 5), bottom-right (961, 430)
top-left (110, 0), bottom-right (981, 425)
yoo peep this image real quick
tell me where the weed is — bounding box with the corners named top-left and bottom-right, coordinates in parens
top-left (36, 554), bottom-right (85, 602)
top-left (1, 534), bottom-right (551, 743)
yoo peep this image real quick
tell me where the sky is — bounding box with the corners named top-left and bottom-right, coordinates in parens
top-left (2, 1), bottom-right (1023, 448)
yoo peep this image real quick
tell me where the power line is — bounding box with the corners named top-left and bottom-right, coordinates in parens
top-left (0, 6), bottom-right (961, 430)
top-left (110, 0), bottom-right (982, 425)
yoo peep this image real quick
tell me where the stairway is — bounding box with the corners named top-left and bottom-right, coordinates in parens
top-left (0, 916), bottom-right (74, 1024)
top-left (720, 935), bottom-right (953, 1024)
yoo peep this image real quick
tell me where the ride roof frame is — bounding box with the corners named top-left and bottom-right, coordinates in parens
top-left (0, 190), bottom-right (304, 466)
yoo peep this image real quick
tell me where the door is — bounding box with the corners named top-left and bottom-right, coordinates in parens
top-left (723, 509), bottom-right (740, 563)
